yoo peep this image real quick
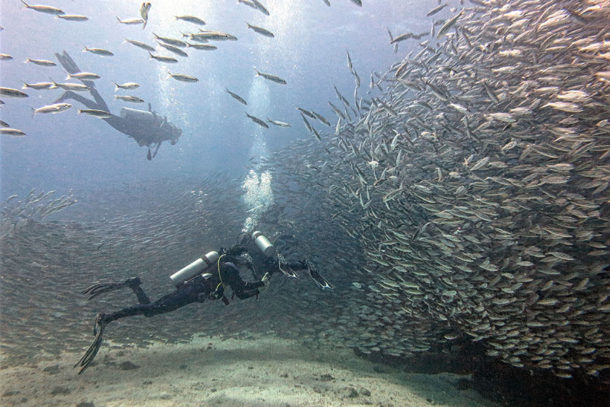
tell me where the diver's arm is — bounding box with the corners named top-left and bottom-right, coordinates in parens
top-left (220, 262), bottom-right (264, 300)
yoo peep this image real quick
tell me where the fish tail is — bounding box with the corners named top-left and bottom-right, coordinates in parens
top-left (115, 16), bottom-right (122, 23)
top-left (21, 0), bottom-right (30, 8)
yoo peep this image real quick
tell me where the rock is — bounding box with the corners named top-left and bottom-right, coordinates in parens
top-left (158, 392), bottom-right (172, 400)
top-left (319, 373), bottom-right (334, 381)
top-left (360, 387), bottom-right (371, 396)
top-left (118, 361), bottom-right (139, 370)
top-left (2, 390), bottom-right (20, 397)
top-left (43, 364), bottom-right (60, 375)
top-left (344, 387), bottom-right (359, 398)
top-left (50, 386), bottom-right (71, 396)
top-left (76, 402), bottom-right (95, 407)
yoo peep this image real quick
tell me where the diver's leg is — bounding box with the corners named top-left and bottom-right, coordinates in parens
top-left (54, 90), bottom-right (101, 109)
top-left (76, 287), bottom-right (201, 374)
top-left (129, 282), bottom-right (151, 304)
top-left (55, 51), bottom-right (109, 110)
top-left (102, 289), bottom-right (198, 323)
top-left (55, 51), bottom-right (80, 75)
top-left (88, 87), bottom-right (109, 111)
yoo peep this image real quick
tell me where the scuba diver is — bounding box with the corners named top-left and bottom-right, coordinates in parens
top-left (53, 51), bottom-right (182, 160)
top-left (75, 231), bottom-right (332, 374)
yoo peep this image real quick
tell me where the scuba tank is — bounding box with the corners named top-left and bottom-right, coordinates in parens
top-left (120, 107), bottom-right (155, 124)
top-left (252, 231), bottom-right (274, 257)
top-left (169, 251), bottom-right (219, 286)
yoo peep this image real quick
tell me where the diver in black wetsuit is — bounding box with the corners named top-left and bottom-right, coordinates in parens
top-left (75, 231), bottom-right (332, 374)
top-left (54, 51), bottom-right (182, 160)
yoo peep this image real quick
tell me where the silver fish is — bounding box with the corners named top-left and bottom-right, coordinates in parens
top-left (246, 112), bottom-right (269, 128)
top-left (78, 109), bottom-right (112, 118)
top-left (34, 102), bottom-right (71, 114)
top-left (226, 89), bottom-right (247, 105)
top-left (247, 23), bottom-right (275, 38)
top-left (168, 73), bottom-right (199, 83)
top-left (255, 69), bottom-right (286, 84)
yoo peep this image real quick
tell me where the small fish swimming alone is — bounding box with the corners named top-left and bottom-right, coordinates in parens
top-left (246, 113), bottom-right (269, 128)
top-left (226, 88), bottom-right (247, 105)
top-left (116, 16), bottom-right (144, 25)
top-left (34, 102), bottom-right (71, 114)
top-left (83, 47), bottom-right (114, 56)
top-left (0, 53), bottom-right (13, 60)
top-left (255, 69), bottom-right (286, 84)
top-left (0, 87), bottom-right (28, 98)
top-left (148, 52), bottom-right (178, 63)
top-left (25, 58), bottom-right (56, 66)
top-left (247, 23), bottom-right (275, 38)
top-left (78, 109), bottom-right (112, 118)
top-left (0, 128), bottom-right (26, 136)
top-left (168, 72), bottom-right (199, 83)
top-left (176, 15), bottom-right (206, 25)
top-left (125, 39), bottom-right (155, 52)
top-left (57, 14), bottom-right (88, 21)
top-left (21, 0), bottom-right (64, 15)
top-left (140, 2), bottom-right (151, 29)
top-left (113, 82), bottom-right (140, 91)
top-left (115, 95), bottom-right (145, 103)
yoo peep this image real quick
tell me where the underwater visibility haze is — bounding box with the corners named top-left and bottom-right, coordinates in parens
top-left (1, 0), bottom-right (609, 406)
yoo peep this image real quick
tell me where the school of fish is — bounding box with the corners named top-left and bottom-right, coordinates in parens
top-left (260, 0), bottom-right (610, 382)
top-left (0, 0), bottom-right (608, 391)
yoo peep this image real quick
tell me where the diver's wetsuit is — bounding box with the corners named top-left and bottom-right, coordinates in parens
top-left (53, 51), bottom-right (181, 159)
top-left (76, 239), bottom-right (330, 374)
top-left (99, 261), bottom-right (265, 325)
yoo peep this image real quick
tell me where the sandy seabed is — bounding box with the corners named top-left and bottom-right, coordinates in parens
top-left (1, 334), bottom-right (500, 407)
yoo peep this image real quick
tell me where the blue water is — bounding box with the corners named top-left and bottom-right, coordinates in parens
top-left (0, 0), bottom-right (440, 199)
